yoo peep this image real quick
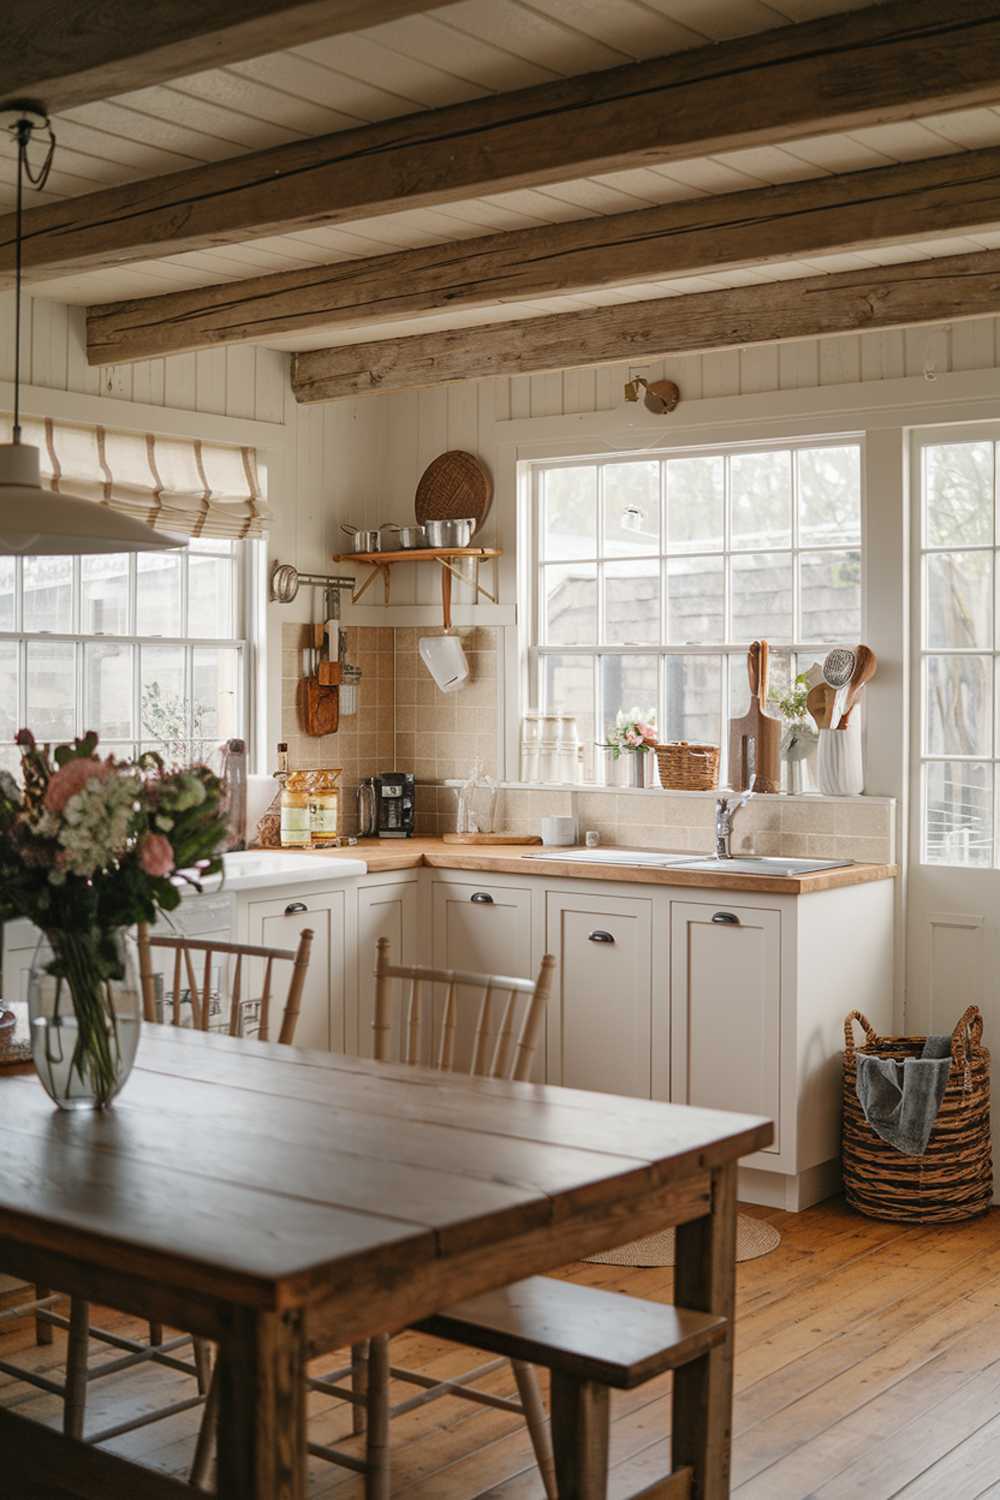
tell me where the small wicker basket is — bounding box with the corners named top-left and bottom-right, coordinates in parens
top-left (842, 1007), bottom-right (992, 1224)
top-left (655, 741), bottom-right (720, 792)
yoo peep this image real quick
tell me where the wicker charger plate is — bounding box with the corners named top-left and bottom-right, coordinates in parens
top-left (415, 450), bottom-right (493, 534)
top-left (586, 1212), bottom-right (780, 1267)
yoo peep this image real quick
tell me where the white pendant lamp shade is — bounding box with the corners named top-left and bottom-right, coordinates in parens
top-left (0, 104), bottom-right (178, 556)
top-left (0, 441), bottom-right (178, 554)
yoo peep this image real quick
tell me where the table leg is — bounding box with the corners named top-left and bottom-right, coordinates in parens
top-left (671, 1161), bottom-right (737, 1499)
top-left (216, 1307), bottom-right (306, 1500)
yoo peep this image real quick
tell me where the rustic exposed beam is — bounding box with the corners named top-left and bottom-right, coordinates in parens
top-left (290, 247), bottom-right (1000, 402)
top-left (88, 145), bottom-right (1000, 365)
top-left (9, 0), bottom-right (1000, 284)
top-left (2, 2), bottom-right (449, 116)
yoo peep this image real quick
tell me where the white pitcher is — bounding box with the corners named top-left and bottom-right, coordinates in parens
top-left (816, 720), bottom-right (863, 796)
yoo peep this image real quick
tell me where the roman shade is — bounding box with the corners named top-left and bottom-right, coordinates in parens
top-left (0, 414), bottom-right (270, 541)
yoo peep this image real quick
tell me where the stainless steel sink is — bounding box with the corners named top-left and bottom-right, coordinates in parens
top-left (672, 855), bottom-right (854, 876)
top-left (523, 849), bottom-right (854, 876)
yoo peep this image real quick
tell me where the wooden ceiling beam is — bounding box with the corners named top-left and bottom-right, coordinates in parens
top-left (88, 145), bottom-right (1000, 364)
top-left (2, 2), bottom-right (450, 116)
top-left (7, 0), bottom-right (1000, 283)
top-left (290, 246), bottom-right (1000, 402)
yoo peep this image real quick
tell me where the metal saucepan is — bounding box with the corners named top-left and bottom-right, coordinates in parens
top-left (423, 517), bottom-right (476, 548)
top-left (340, 522), bottom-right (381, 553)
top-left (381, 523), bottom-right (428, 550)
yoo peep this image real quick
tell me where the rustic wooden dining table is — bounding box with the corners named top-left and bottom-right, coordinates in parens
top-left (0, 1024), bottom-right (772, 1500)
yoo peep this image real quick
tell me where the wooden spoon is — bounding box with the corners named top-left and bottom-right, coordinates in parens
top-left (838, 645), bottom-right (877, 728)
top-left (807, 682), bottom-right (836, 730)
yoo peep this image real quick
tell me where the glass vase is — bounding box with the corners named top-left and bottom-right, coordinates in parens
top-left (28, 928), bottom-right (142, 1110)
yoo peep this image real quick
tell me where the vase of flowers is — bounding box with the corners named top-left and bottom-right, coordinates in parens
top-left (599, 707), bottom-right (658, 788)
top-left (0, 730), bottom-right (226, 1110)
top-left (770, 673), bottom-right (819, 795)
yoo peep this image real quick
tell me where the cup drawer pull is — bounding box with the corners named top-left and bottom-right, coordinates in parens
top-left (588, 929), bottom-right (615, 944)
top-left (470, 891), bottom-right (494, 904)
top-left (285, 901), bottom-right (308, 915)
top-left (711, 911), bottom-right (740, 926)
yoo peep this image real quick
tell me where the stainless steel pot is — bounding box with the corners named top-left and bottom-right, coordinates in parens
top-left (340, 523), bottom-right (381, 553)
top-left (382, 523), bottom-right (427, 550)
top-left (423, 517), bottom-right (475, 548)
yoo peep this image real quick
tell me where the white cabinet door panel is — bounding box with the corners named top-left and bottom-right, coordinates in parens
top-left (355, 880), bottom-right (420, 1059)
top-left (430, 878), bottom-right (534, 1074)
top-left (245, 888), bottom-right (345, 1052)
top-left (546, 890), bottom-right (654, 1099)
top-left (671, 901), bottom-right (781, 1153)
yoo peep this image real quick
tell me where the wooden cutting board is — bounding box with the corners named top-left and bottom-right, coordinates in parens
top-left (442, 833), bottom-right (542, 845)
top-left (727, 639), bottom-right (781, 793)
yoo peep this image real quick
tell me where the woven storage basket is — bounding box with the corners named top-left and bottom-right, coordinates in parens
top-left (842, 1007), bottom-right (992, 1223)
top-left (655, 741), bottom-right (720, 792)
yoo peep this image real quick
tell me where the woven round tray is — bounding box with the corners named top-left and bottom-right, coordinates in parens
top-left (843, 1007), bottom-right (993, 1223)
top-left (415, 451), bottom-right (493, 534)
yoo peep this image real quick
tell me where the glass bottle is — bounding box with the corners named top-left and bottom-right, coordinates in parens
top-left (280, 770), bottom-right (311, 848)
top-left (309, 769), bottom-right (341, 845)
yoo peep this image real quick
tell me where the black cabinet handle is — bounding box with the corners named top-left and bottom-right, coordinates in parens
top-left (712, 911), bottom-right (740, 926)
top-left (470, 892), bottom-right (494, 905)
top-left (285, 901), bottom-right (308, 915)
top-left (588, 929), bottom-right (615, 944)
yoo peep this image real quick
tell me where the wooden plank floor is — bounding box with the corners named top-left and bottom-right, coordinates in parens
top-left (4, 1197), bottom-right (1000, 1499)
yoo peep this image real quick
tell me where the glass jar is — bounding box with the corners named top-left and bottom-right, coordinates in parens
top-left (309, 769), bottom-right (341, 845)
top-left (280, 770), bottom-right (311, 847)
top-left (28, 928), bottom-right (142, 1110)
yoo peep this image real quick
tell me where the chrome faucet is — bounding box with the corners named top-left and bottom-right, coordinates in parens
top-left (715, 791), bottom-right (753, 859)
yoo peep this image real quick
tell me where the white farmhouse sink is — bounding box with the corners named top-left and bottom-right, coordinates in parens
top-left (181, 849), bottom-right (368, 891)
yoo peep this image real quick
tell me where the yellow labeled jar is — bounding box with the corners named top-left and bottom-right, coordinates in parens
top-left (280, 771), bottom-right (311, 848)
top-left (309, 769), bottom-right (341, 845)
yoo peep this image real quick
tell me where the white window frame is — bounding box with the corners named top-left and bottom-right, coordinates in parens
top-left (0, 538), bottom-right (256, 769)
top-left (911, 421), bottom-right (1000, 868)
top-left (522, 434), bottom-right (865, 784)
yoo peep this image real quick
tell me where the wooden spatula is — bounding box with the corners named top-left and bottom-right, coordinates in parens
top-left (807, 682), bottom-right (836, 730)
top-left (837, 645), bottom-right (877, 728)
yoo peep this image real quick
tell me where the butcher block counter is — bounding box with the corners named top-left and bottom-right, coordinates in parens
top-left (275, 837), bottom-right (896, 896)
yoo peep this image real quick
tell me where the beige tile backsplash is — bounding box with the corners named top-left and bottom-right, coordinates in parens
top-left (280, 623), bottom-right (894, 861)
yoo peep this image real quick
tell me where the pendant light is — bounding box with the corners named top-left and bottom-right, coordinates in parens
top-left (0, 103), bottom-right (176, 555)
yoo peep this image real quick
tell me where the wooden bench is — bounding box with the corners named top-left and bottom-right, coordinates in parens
top-left (417, 1275), bottom-right (728, 1499)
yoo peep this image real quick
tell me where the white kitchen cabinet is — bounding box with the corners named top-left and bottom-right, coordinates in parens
top-left (353, 876), bottom-right (420, 1057)
top-left (670, 901), bottom-right (782, 1156)
top-left (545, 888), bottom-right (655, 1099)
top-left (430, 875), bottom-right (536, 1075)
top-left (244, 887), bottom-right (346, 1052)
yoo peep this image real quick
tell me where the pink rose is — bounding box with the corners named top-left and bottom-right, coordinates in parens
top-left (139, 832), bottom-right (174, 878)
top-left (44, 756), bottom-right (113, 813)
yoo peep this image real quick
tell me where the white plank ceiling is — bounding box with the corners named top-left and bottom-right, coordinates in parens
top-left (8, 0), bottom-right (1000, 351)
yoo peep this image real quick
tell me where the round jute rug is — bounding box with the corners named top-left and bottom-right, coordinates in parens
top-left (586, 1212), bottom-right (781, 1268)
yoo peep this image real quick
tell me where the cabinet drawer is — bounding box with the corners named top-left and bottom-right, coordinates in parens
top-left (245, 888), bottom-right (346, 1052)
top-left (670, 901), bottom-right (781, 1154)
top-left (546, 890), bottom-right (654, 1098)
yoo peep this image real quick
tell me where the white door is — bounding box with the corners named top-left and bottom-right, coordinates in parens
top-left (907, 428), bottom-right (1000, 1197)
top-left (354, 879), bottom-right (420, 1058)
top-left (245, 888), bottom-right (346, 1052)
top-left (545, 889), bottom-right (653, 1098)
top-left (671, 901), bottom-right (781, 1154)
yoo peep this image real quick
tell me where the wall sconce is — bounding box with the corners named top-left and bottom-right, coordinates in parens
top-left (624, 376), bottom-right (681, 414)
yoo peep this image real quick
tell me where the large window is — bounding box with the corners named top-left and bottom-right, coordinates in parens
top-left (527, 440), bottom-right (863, 784)
top-left (917, 436), bottom-right (1000, 867)
top-left (0, 538), bottom-right (247, 774)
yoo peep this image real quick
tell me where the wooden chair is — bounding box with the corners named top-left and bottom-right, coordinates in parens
top-left (3, 926), bottom-right (312, 1459)
top-left (420, 1276), bottom-right (728, 1498)
top-left (305, 937), bottom-right (559, 1500)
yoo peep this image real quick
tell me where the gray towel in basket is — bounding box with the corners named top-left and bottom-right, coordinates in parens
top-left (855, 1035), bottom-right (952, 1156)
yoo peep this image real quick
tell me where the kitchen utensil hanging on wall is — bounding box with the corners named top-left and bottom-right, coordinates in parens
top-left (415, 451), bottom-right (493, 534)
top-left (728, 639), bottom-right (781, 793)
top-left (299, 622), bottom-right (341, 736)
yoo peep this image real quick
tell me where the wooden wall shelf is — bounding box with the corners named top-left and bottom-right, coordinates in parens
top-left (331, 547), bottom-right (502, 628)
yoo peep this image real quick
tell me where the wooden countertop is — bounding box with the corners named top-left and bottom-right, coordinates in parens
top-left (266, 838), bottom-right (896, 896)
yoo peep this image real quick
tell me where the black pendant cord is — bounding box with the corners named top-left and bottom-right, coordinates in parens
top-left (8, 111), bottom-right (56, 445)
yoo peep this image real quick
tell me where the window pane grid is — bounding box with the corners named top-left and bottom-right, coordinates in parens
top-left (530, 441), bottom-right (862, 785)
top-left (919, 439), bottom-right (1000, 865)
top-left (0, 543), bottom-right (244, 772)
